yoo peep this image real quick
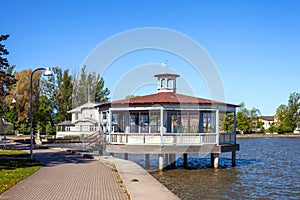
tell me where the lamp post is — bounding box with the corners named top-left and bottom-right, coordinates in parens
top-left (30, 67), bottom-right (52, 159)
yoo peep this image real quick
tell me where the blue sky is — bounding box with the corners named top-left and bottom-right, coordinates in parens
top-left (1, 0), bottom-right (299, 115)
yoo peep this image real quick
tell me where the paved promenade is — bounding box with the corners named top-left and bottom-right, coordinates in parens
top-left (0, 147), bottom-right (128, 200)
top-left (0, 140), bottom-right (179, 200)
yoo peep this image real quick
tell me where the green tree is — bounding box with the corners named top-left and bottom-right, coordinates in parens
top-left (236, 102), bottom-right (261, 133)
top-left (0, 34), bottom-right (17, 112)
top-left (222, 113), bottom-right (234, 133)
top-left (275, 92), bottom-right (300, 133)
top-left (54, 68), bottom-right (73, 122)
top-left (236, 103), bottom-right (250, 133)
top-left (40, 67), bottom-right (73, 124)
top-left (73, 65), bottom-right (110, 107)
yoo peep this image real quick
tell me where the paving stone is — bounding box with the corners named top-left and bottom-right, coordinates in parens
top-left (0, 148), bottom-right (128, 200)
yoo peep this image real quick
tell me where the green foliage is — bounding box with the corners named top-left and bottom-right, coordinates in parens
top-left (125, 95), bottom-right (137, 99)
top-left (266, 122), bottom-right (276, 133)
top-left (46, 123), bottom-right (55, 133)
top-left (275, 92), bottom-right (300, 133)
top-left (37, 67), bottom-right (73, 130)
top-left (236, 102), bottom-right (261, 133)
top-left (19, 123), bottom-right (29, 134)
top-left (223, 113), bottom-right (234, 132)
top-left (0, 34), bottom-right (9, 68)
top-left (0, 35), bottom-right (17, 109)
top-left (73, 65), bottom-right (110, 107)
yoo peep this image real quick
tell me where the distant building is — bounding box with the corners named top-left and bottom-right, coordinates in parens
top-left (258, 116), bottom-right (275, 130)
top-left (56, 102), bottom-right (100, 138)
top-left (294, 123), bottom-right (300, 133)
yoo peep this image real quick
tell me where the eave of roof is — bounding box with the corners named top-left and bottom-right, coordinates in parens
top-left (154, 73), bottom-right (180, 77)
top-left (96, 92), bottom-right (239, 108)
top-left (68, 102), bottom-right (100, 113)
top-left (259, 116), bottom-right (275, 121)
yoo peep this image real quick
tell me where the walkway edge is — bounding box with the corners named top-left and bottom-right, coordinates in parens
top-left (96, 156), bottom-right (180, 200)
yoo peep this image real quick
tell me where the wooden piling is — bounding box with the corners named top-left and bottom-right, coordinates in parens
top-left (183, 153), bottom-right (188, 169)
top-left (145, 154), bottom-right (150, 169)
top-left (211, 153), bottom-right (219, 169)
top-left (158, 154), bottom-right (164, 172)
top-left (124, 153), bottom-right (128, 160)
top-left (232, 151), bottom-right (236, 167)
top-left (169, 154), bottom-right (176, 169)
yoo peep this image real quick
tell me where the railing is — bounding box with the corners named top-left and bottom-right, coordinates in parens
top-left (109, 133), bottom-right (219, 145)
top-left (219, 133), bottom-right (236, 144)
top-left (56, 131), bottom-right (97, 138)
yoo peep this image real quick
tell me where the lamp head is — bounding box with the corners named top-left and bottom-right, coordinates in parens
top-left (44, 67), bottom-right (53, 76)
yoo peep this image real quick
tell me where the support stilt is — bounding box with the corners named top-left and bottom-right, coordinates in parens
top-left (232, 151), bottom-right (236, 167)
top-left (183, 153), bottom-right (188, 169)
top-left (165, 154), bottom-right (169, 166)
top-left (145, 154), bottom-right (150, 169)
top-left (158, 154), bottom-right (164, 172)
top-left (169, 154), bottom-right (176, 169)
top-left (211, 153), bottom-right (219, 169)
top-left (124, 153), bottom-right (128, 160)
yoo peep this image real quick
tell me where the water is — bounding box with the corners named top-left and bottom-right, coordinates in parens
top-left (150, 138), bottom-right (300, 199)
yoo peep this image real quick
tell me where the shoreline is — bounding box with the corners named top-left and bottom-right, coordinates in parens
top-left (237, 133), bottom-right (300, 138)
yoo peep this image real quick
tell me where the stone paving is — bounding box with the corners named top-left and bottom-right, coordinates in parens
top-left (0, 147), bottom-right (128, 200)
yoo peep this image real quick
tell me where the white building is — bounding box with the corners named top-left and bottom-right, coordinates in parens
top-left (294, 123), bottom-right (300, 133)
top-left (56, 102), bottom-right (100, 138)
top-left (95, 73), bottom-right (240, 169)
top-left (258, 116), bottom-right (275, 130)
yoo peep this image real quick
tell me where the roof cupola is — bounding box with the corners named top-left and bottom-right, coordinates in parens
top-left (154, 73), bottom-right (179, 93)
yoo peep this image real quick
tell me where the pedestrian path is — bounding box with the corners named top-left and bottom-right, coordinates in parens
top-left (1, 140), bottom-right (179, 200)
top-left (0, 148), bottom-right (128, 200)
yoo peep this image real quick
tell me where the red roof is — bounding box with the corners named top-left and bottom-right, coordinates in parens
top-left (101, 92), bottom-right (238, 107)
top-left (259, 116), bottom-right (274, 121)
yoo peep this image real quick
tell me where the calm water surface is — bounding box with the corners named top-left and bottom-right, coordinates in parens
top-left (150, 138), bottom-right (300, 200)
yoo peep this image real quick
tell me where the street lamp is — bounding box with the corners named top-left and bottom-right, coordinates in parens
top-left (30, 67), bottom-right (52, 159)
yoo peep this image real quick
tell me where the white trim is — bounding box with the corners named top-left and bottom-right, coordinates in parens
top-left (216, 109), bottom-right (219, 145)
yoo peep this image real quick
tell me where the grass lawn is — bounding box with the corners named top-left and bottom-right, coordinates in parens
top-left (0, 148), bottom-right (42, 194)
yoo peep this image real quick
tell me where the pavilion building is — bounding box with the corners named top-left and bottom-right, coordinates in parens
top-left (95, 73), bottom-right (240, 170)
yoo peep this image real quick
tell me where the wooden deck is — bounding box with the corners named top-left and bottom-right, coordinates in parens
top-left (105, 143), bottom-right (239, 154)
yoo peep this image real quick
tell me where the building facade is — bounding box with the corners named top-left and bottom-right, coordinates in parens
top-left (95, 73), bottom-right (240, 169)
top-left (56, 102), bottom-right (100, 138)
top-left (258, 116), bottom-right (275, 130)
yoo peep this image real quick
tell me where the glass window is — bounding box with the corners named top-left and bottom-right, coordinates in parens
top-left (189, 112), bottom-right (199, 133)
top-left (112, 112), bottom-right (126, 133)
top-left (202, 112), bottom-right (216, 133)
top-left (140, 112), bottom-right (149, 133)
top-left (167, 112), bottom-right (181, 133)
top-left (150, 111), bottom-right (161, 133)
top-left (181, 112), bottom-right (189, 133)
top-left (130, 113), bottom-right (139, 133)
